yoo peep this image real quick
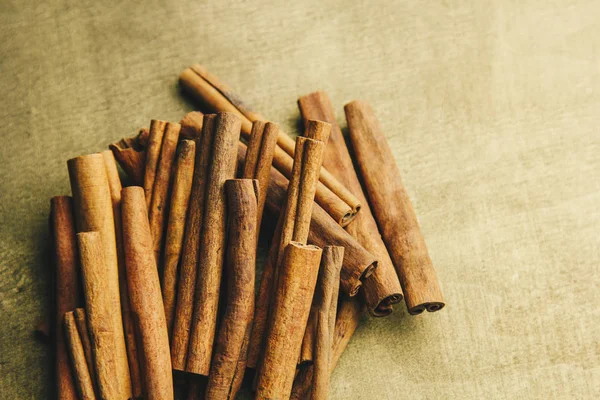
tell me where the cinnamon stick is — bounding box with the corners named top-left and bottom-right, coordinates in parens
top-left (64, 311), bottom-right (96, 400)
top-left (187, 112), bottom-right (241, 375)
top-left (255, 242), bottom-right (322, 400)
top-left (162, 140), bottom-right (196, 337)
top-left (179, 64), bottom-right (360, 226)
top-left (148, 122), bottom-right (181, 268)
top-left (67, 154), bottom-right (131, 398)
top-left (241, 120), bottom-right (279, 230)
top-left (205, 179), bottom-right (257, 400)
top-left (143, 119), bottom-right (168, 208)
top-left (171, 114), bottom-right (216, 371)
top-left (102, 150), bottom-right (143, 398)
top-left (50, 196), bottom-right (79, 400)
top-left (300, 246), bottom-right (343, 373)
top-left (109, 133), bottom-right (146, 186)
top-left (73, 308), bottom-right (96, 394)
top-left (180, 111), bottom-right (205, 140)
top-left (76, 231), bottom-right (132, 399)
top-left (299, 91), bottom-right (403, 316)
top-left (345, 100), bottom-right (444, 314)
top-left (122, 186), bottom-right (174, 400)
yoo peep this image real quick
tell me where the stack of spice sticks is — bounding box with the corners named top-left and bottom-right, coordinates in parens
top-left (48, 64), bottom-right (444, 400)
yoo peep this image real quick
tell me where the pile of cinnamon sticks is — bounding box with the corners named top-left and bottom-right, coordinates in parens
top-left (50, 64), bottom-right (444, 400)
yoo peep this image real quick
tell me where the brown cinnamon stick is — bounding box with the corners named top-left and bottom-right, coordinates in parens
top-left (171, 114), bottom-right (216, 371)
top-left (162, 140), bottom-right (196, 337)
top-left (205, 179), bottom-right (257, 400)
top-left (76, 231), bottom-right (132, 399)
top-left (300, 246), bottom-right (343, 371)
top-left (143, 119), bottom-right (167, 208)
top-left (255, 242), bottom-right (322, 400)
top-left (102, 150), bottom-right (143, 398)
top-left (73, 308), bottom-right (96, 394)
top-left (122, 187), bottom-right (174, 400)
top-left (64, 311), bottom-right (97, 400)
top-left (67, 154), bottom-right (131, 398)
top-left (345, 100), bottom-right (444, 314)
top-left (299, 91), bottom-right (403, 316)
top-left (148, 122), bottom-right (181, 268)
top-left (109, 133), bottom-right (146, 186)
top-left (179, 64), bottom-right (360, 226)
top-left (241, 120), bottom-right (279, 229)
top-left (180, 111), bottom-right (205, 140)
top-left (187, 112), bottom-right (241, 375)
top-left (50, 196), bottom-right (79, 400)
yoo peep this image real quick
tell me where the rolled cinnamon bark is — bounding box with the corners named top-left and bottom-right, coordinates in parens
top-left (73, 308), bottom-right (96, 395)
top-left (50, 196), bottom-right (79, 400)
top-left (300, 246), bottom-right (343, 371)
top-left (171, 114), bottom-right (216, 371)
top-left (187, 112), bottom-right (241, 375)
top-left (345, 100), bottom-right (444, 314)
top-left (162, 140), bottom-right (196, 337)
top-left (76, 231), bottom-right (132, 399)
top-left (102, 150), bottom-right (143, 398)
top-left (122, 186), bottom-right (174, 400)
top-left (180, 111), bottom-right (205, 140)
top-left (143, 119), bottom-right (168, 208)
top-left (148, 122), bottom-right (181, 269)
top-left (238, 143), bottom-right (376, 297)
top-left (64, 311), bottom-right (96, 400)
top-left (299, 91), bottom-right (403, 316)
top-left (109, 135), bottom-right (146, 186)
top-left (67, 154), bottom-right (131, 398)
top-left (205, 179), bottom-right (257, 400)
top-left (179, 64), bottom-right (360, 226)
top-left (242, 120), bottom-right (279, 229)
top-left (255, 242), bottom-right (322, 400)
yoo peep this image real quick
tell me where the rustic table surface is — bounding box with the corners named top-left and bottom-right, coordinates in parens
top-left (1, 1), bottom-right (599, 399)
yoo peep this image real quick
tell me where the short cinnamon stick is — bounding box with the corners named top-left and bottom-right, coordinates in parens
top-left (64, 311), bottom-right (96, 400)
top-left (255, 242), bottom-right (322, 400)
top-left (122, 186), bottom-right (174, 400)
top-left (73, 308), bottom-right (96, 394)
top-left (143, 119), bottom-right (168, 208)
top-left (67, 154), bottom-right (131, 398)
top-left (162, 140), bottom-right (196, 337)
top-left (300, 246), bottom-right (343, 371)
top-left (179, 64), bottom-right (360, 225)
top-left (148, 122), bottom-right (181, 268)
top-left (187, 112), bottom-right (241, 375)
top-left (171, 114), bottom-right (216, 371)
top-left (205, 179), bottom-right (257, 400)
top-left (345, 100), bottom-right (444, 314)
top-left (299, 91), bottom-right (403, 316)
top-left (50, 196), bottom-right (79, 400)
top-left (242, 120), bottom-right (279, 229)
top-left (76, 231), bottom-right (132, 399)
top-left (102, 150), bottom-right (143, 398)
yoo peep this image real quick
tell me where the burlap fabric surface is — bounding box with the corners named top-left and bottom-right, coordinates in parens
top-left (1, 1), bottom-right (598, 399)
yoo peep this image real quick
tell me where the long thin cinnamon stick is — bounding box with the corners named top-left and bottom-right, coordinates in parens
top-left (345, 100), bottom-right (444, 314)
top-left (73, 308), bottom-right (96, 395)
top-left (68, 154), bottom-right (131, 398)
top-left (187, 112), bottom-right (241, 375)
top-left (300, 246), bottom-right (343, 371)
top-left (50, 196), bottom-right (79, 400)
top-left (255, 242), bottom-right (322, 400)
top-left (205, 179), bottom-right (257, 400)
top-left (122, 187), bottom-right (174, 400)
top-left (64, 311), bottom-right (96, 400)
top-left (171, 114), bottom-right (216, 371)
top-left (144, 120), bottom-right (168, 207)
top-left (102, 150), bottom-right (143, 398)
top-left (299, 91), bottom-right (403, 316)
top-left (162, 140), bottom-right (196, 337)
top-left (149, 122), bottom-right (181, 268)
top-left (179, 64), bottom-right (360, 226)
top-left (76, 231), bottom-right (132, 399)
top-left (242, 120), bottom-right (279, 229)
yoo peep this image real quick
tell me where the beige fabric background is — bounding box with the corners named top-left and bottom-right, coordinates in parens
top-left (1, 0), bottom-right (599, 399)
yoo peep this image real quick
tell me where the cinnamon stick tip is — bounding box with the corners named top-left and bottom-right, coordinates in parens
top-left (408, 302), bottom-right (445, 315)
